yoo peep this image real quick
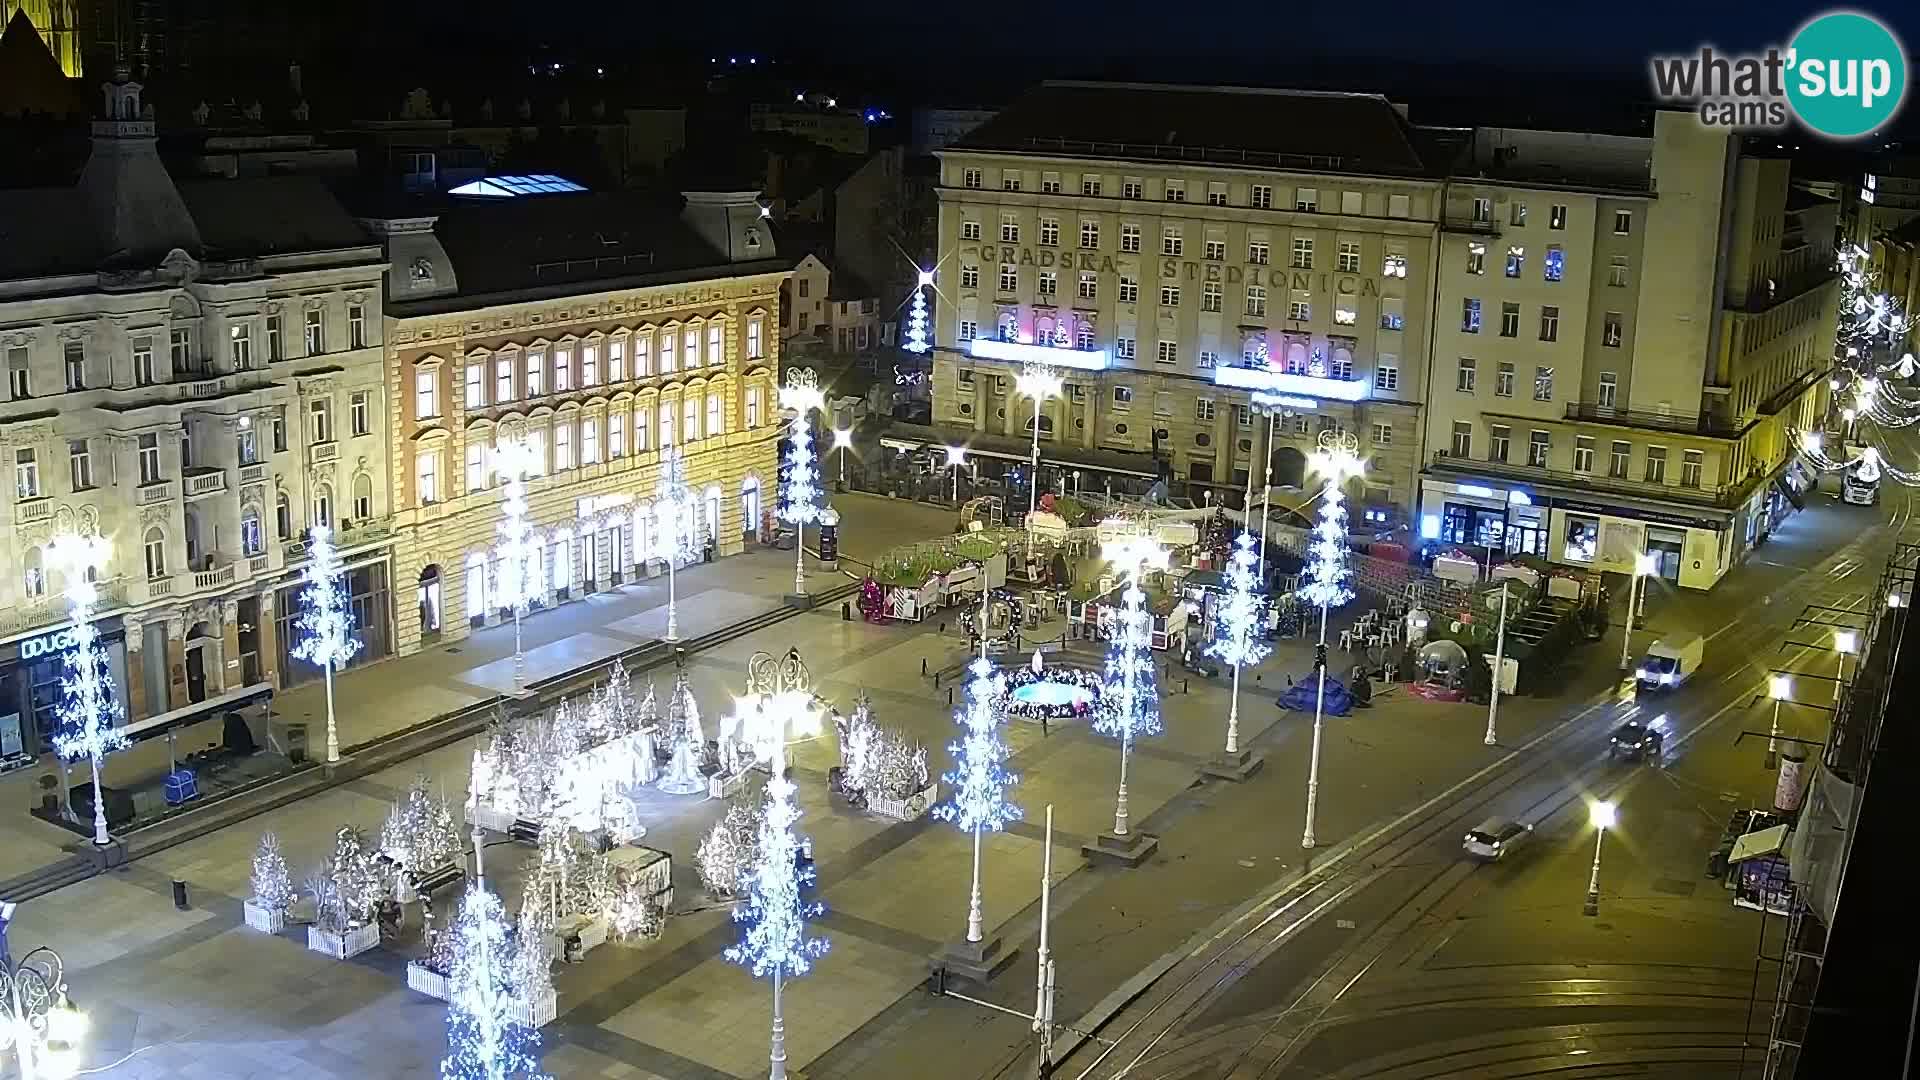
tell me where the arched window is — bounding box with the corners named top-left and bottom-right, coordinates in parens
top-left (275, 491), bottom-right (292, 540)
top-left (241, 505), bottom-right (264, 556)
top-left (312, 483), bottom-right (333, 529)
top-left (419, 564), bottom-right (442, 634)
top-left (22, 546), bottom-right (44, 599)
top-left (740, 477), bottom-right (761, 540)
top-left (704, 486), bottom-right (722, 546)
top-left (143, 527), bottom-right (166, 579)
top-left (353, 473), bottom-right (374, 520)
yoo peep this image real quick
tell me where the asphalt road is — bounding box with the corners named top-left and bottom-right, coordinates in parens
top-left (1064, 489), bottom-right (1909, 1080)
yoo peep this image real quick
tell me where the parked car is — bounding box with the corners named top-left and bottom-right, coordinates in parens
top-left (1463, 817), bottom-right (1533, 860)
top-left (1608, 720), bottom-right (1665, 763)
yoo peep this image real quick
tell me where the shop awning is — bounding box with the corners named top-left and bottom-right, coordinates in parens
top-left (118, 682), bottom-right (273, 745)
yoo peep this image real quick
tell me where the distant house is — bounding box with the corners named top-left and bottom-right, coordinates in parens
top-left (779, 252), bottom-right (890, 355)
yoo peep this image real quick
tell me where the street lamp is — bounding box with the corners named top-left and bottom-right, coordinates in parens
top-left (1485, 583), bottom-right (1510, 747)
top-left (1300, 431), bottom-right (1363, 850)
top-left (1583, 800), bottom-right (1616, 916)
top-left (1015, 363), bottom-right (1062, 530)
top-left (1834, 629), bottom-right (1858, 704)
top-left (779, 369), bottom-right (826, 598)
top-left (1766, 674), bottom-right (1792, 769)
top-left (831, 427), bottom-right (854, 489)
top-left (47, 534), bottom-right (126, 847)
top-left (491, 437), bottom-right (542, 680)
top-left (1618, 551), bottom-right (1659, 670)
top-left (1098, 528), bottom-right (1170, 841)
top-left (945, 445), bottom-right (967, 503)
top-left (0, 944), bottom-right (86, 1080)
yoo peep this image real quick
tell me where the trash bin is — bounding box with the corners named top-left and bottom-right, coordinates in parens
top-left (286, 723), bottom-right (309, 765)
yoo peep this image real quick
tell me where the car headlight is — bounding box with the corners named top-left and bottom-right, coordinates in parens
top-left (1660, 672), bottom-right (1674, 684)
top-left (1636, 668), bottom-right (1650, 680)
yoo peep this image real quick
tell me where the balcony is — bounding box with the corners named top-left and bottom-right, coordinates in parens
top-left (138, 480), bottom-right (175, 504)
top-left (248, 554), bottom-right (272, 575)
top-left (239, 463), bottom-right (267, 485)
top-left (16, 497), bottom-right (51, 524)
top-left (183, 467), bottom-right (228, 499)
top-left (192, 562), bottom-right (237, 591)
top-left (1429, 450), bottom-right (1739, 508)
top-left (1562, 402), bottom-right (1742, 438)
top-left (1441, 214), bottom-right (1500, 236)
top-left (148, 575), bottom-right (174, 598)
top-left (309, 441), bottom-right (339, 464)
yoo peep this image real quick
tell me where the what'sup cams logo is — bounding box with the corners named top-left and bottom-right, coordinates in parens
top-left (1650, 11), bottom-right (1907, 138)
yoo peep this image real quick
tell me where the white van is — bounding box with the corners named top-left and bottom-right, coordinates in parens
top-left (1636, 633), bottom-right (1705, 692)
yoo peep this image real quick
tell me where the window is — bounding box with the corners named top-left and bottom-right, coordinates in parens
top-left (1291, 237), bottom-right (1313, 269)
top-left (1451, 422), bottom-right (1472, 457)
top-left (1288, 299), bottom-right (1311, 321)
top-left (1505, 245), bottom-right (1524, 278)
top-left (1549, 204), bottom-right (1567, 230)
top-left (1462, 298), bottom-right (1482, 333)
top-left (1235, 404), bottom-right (1252, 428)
top-left (1598, 372), bottom-right (1618, 408)
top-left (1337, 242), bottom-right (1360, 273)
top-left (583, 417), bottom-right (601, 464)
top-left (747, 319), bottom-right (764, 359)
top-left (527, 349), bottom-right (546, 394)
top-left (1573, 436), bottom-right (1595, 473)
top-left (275, 492), bottom-right (291, 539)
top-left (1248, 241), bottom-right (1270, 265)
top-left (963, 167), bottom-right (982, 189)
top-left (144, 528), bottom-right (166, 579)
top-left (1161, 227), bottom-right (1182, 256)
top-left (1682, 449), bottom-right (1704, 488)
top-left (554, 421), bottom-right (574, 469)
top-left (1113, 386), bottom-right (1135, 406)
top-left (1466, 242), bottom-right (1486, 275)
top-left (271, 408), bottom-right (287, 452)
top-left (58, 340), bottom-right (86, 391)
top-left (351, 391), bottom-right (371, 435)
top-left (1375, 360), bottom-right (1399, 392)
top-left (638, 334), bottom-right (657, 376)
top-left (1608, 256), bottom-right (1630, 287)
top-left (266, 315), bottom-right (283, 362)
top-left (219, 323), bottom-right (252, 372)
top-left (1603, 312), bottom-right (1623, 347)
top-left (1041, 173), bottom-right (1062, 194)
top-left (241, 505), bottom-right (264, 556)
top-left (1206, 182), bottom-right (1227, 206)
top-left (682, 397), bottom-right (699, 442)
top-left (1121, 224), bottom-right (1141, 253)
top-left (1196, 398), bottom-right (1216, 421)
top-left (1204, 239), bottom-right (1226, 261)
top-left (138, 432), bottom-right (162, 484)
top-left (609, 414), bottom-right (625, 457)
top-left (1039, 271), bottom-right (1058, 297)
top-left (1645, 445), bottom-right (1667, 483)
top-left (1202, 282), bottom-right (1223, 312)
top-left (958, 320), bottom-right (978, 342)
top-left (466, 443), bottom-right (486, 492)
top-left (1156, 340), bottom-right (1179, 365)
top-left (961, 220), bottom-right (982, 241)
top-left (997, 314), bottom-right (1019, 341)
top-left (1456, 357), bottom-right (1477, 392)
top-left (999, 265), bottom-right (1018, 293)
top-left (417, 449), bottom-right (440, 503)
top-left (1539, 306), bottom-right (1560, 342)
top-left (1002, 173), bottom-right (1021, 192)
top-left (1039, 217), bottom-right (1059, 246)
top-left (1118, 276), bottom-right (1139, 303)
top-left (1251, 185), bottom-right (1273, 209)
top-left (132, 337), bottom-right (156, 386)
top-left (1160, 284), bottom-right (1180, 307)
top-left (1001, 215), bottom-right (1019, 243)
top-left (1528, 430), bottom-right (1550, 467)
top-left (312, 484), bottom-right (334, 528)
top-left (310, 398), bottom-right (335, 444)
top-left (1608, 440), bottom-right (1630, 479)
top-left (348, 304), bottom-right (367, 348)
top-left (1372, 423), bottom-right (1393, 446)
top-left (1507, 201), bottom-right (1527, 226)
top-left (1544, 246), bottom-right (1564, 282)
top-left (496, 357), bottom-right (516, 402)
top-left (1341, 190), bottom-right (1363, 215)
top-left (1534, 366), bottom-right (1555, 401)
top-left (1081, 176), bottom-right (1102, 196)
top-left (1163, 179), bottom-right (1185, 202)
top-left (1123, 178), bottom-right (1143, 199)
top-left (635, 406), bottom-right (652, 450)
top-left (304, 309), bottom-right (324, 354)
top-left (1153, 391), bottom-right (1173, 416)
top-left (1495, 362), bottom-right (1515, 397)
top-left (1388, 193), bottom-right (1411, 218)
top-left (1489, 425), bottom-right (1511, 462)
top-left (683, 328), bottom-right (700, 370)
top-left (416, 368), bottom-right (440, 418)
top-left (1117, 337), bottom-right (1136, 360)
top-left (1295, 187), bottom-right (1318, 212)
top-left (1381, 301), bottom-right (1404, 330)
top-left (13, 449), bottom-right (37, 499)
top-left (238, 426), bottom-right (258, 465)
top-left (1077, 272), bottom-right (1097, 301)
top-left (583, 344), bottom-right (601, 386)
top-left (1613, 209), bottom-right (1632, 234)
top-left (1080, 220), bottom-right (1099, 248)
top-left (169, 328), bottom-right (193, 373)
top-left (607, 339), bottom-right (625, 381)
top-left (1471, 197), bottom-right (1492, 223)
top-left (465, 363), bottom-right (485, 408)
top-left (1500, 303), bottom-right (1520, 337)
top-left (1077, 323), bottom-right (1096, 351)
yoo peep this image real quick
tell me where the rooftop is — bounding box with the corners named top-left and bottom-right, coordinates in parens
top-left (949, 81), bottom-right (1434, 178)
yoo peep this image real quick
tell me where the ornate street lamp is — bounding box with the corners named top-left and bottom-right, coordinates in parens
top-left (1299, 431), bottom-right (1362, 850)
top-left (0, 943), bottom-right (86, 1080)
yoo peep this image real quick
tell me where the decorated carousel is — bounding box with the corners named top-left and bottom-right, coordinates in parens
top-left (999, 649), bottom-right (1105, 724)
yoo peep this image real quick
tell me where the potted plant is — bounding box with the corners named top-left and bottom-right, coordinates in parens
top-left (243, 831), bottom-right (294, 934)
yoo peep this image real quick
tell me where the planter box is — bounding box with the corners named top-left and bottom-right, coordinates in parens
top-left (607, 846), bottom-right (673, 912)
top-left (509, 987), bottom-right (558, 1029)
top-left (307, 922), bottom-right (380, 960)
top-left (867, 782), bottom-right (938, 822)
top-left (708, 770), bottom-right (749, 800)
top-left (406, 961), bottom-right (450, 1001)
top-left (551, 914), bottom-right (610, 958)
top-left (242, 899), bottom-right (286, 934)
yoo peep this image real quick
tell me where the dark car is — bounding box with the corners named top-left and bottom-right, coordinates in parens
top-left (1608, 721), bottom-right (1665, 763)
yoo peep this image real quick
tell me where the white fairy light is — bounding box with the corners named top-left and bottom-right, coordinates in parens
top-left (652, 445), bottom-right (699, 641)
top-left (1095, 528), bottom-right (1168, 839)
top-left (1205, 531), bottom-right (1271, 757)
top-left (47, 534), bottom-right (126, 846)
top-left (292, 524), bottom-right (360, 763)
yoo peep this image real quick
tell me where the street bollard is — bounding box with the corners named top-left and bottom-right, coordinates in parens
top-left (947, 687), bottom-right (954, 705)
top-left (841, 601), bottom-right (852, 621)
top-left (933, 672), bottom-right (941, 689)
top-left (172, 879), bottom-right (190, 910)
top-left (1184, 678), bottom-right (1190, 694)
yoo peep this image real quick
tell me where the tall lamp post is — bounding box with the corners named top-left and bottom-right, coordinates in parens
top-left (945, 445), bottom-right (967, 503)
top-left (1617, 551), bottom-right (1658, 670)
top-left (1583, 799), bottom-right (1617, 916)
top-left (490, 437), bottom-right (542, 685)
top-left (1484, 583), bottom-right (1511, 747)
top-left (1300, 431), bottom-right (1363, 850)
top-left (1204, 531), bottom-right (1269, 778)
top-left (0, 943), bottom-right (87, 1080)
top-left (1766, 674), bottom-right (1792, 770)
top-left (933, 586), bottom-right (1020, 975)
top-left (831, 427), bottom-right (854, 490)
top-left (1016, 362), bottom-right (1062, 529)
top-left (48, 535), bottom-right (127, 848)
top-left (779, 369), bottom-right (825, 599)
top-left (652, 445), bottom-right (699, 641)
top-left (1097, 528), bottom-right (1170, 844)
top-left (1249, 396), bottom-right (1286, 572)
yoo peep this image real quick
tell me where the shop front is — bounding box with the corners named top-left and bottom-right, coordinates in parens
top-left (0, 616), bottom-right (132, 765)
top-left (274, 559), bottom-right (394, 689)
